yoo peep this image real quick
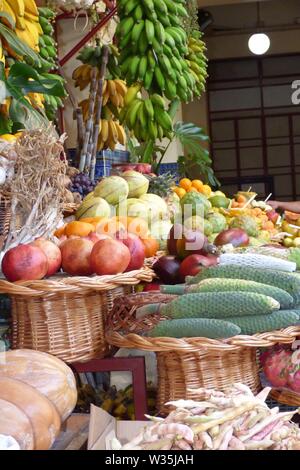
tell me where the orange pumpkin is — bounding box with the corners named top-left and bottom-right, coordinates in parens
top-left (0, 398), bottom-right (34, 450)
top-left (141, 237), bottom-right (159, 258)
top-left (0, 349), bottom-right (77, 422)
top-left (65, 221), bottom-right (94, 237)
top-left (0, 377), bottom-right (61, 450)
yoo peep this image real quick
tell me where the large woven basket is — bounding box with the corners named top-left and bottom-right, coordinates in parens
top-left (0, 268), bottom-right (154, 363)
top-left (106, 294), bottom-right (300, 413)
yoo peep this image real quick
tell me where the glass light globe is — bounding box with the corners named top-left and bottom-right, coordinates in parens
top-left (248, 33), bottom-right (270, 55)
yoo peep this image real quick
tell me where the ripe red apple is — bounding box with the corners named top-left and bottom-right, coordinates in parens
top-left (86, 232), bottom-right (109, 244)
top-left (120, 233), bottom-right (145, 271)
top-left (153, 256), bottom-right (181, 284)
top-left (31, 238), bottom-right (62, 277)
top-left (2, 244), bottom-right (48, 282)
top-left (176, 230), bottom-right (207, 259)
top-left (214, 228), bottom-right (249, 248)
top-left (179, 254), bottom-right (219, 281)
top-left (90, 238), bottom-right (131, 275)
top-left (60, 238), bottom-right (94, 276)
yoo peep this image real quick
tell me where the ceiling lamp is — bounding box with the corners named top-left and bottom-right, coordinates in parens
top-left (248, 33), bottom-right (270, 55)
top-left (248, 2), bottom-right (270, 55)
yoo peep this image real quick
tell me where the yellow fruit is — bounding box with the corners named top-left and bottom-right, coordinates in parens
top-left (201, 184), bottom-right (212, 197)
top-left (0, 134), bottom-right (16, 142)
top-left (174, 187), bottom-right (186, 198)
top-left (179, 178), bottom-right (192, 191)
top-left (191, 179), bottom-right (204, 191)
top-left (293, 237), bottom-right (300, 248)
top-left (283, 237), bottom-right (294, 248)
top-left (187, 187), bottom-right (198, 193)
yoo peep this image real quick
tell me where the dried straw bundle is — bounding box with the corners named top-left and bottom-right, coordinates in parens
top-left (4, 128), bottom-right (67, 250)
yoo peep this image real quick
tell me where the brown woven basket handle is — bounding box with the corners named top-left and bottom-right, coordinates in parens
top-left (106, 326), bottom-right (300, 353)
top-left (0, 268), bottom-right (154, 297)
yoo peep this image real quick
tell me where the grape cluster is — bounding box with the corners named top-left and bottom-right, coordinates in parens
top-left (70, 172), bottom-right (96, 197)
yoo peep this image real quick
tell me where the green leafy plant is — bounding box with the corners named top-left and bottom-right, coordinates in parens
top-left (0, 62), bottom-right (65, 132)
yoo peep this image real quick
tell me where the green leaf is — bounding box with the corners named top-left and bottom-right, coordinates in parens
top-left (9, 97), bottom-right (50, 131)
top-left (0, 11), bottom-right (16, 28)
top-left (0, 23), bottom-right (41, 67)
top-left (0, 115), bottom-right (13, 135)
top-left (7, 63), bottom-right (66, 97)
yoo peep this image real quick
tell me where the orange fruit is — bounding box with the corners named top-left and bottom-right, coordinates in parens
top-left (141, 237), bottom-right (159, 258)
top-left (231, 200), bottom-right (239, 208)
top-left (174, 187), bottom-right (186, 198)
top-left (54, 225), bottom-right (66, 238)
top-left (96, 218), bottom-right (124, 235)
top-left (187, 187), bottom-right (198, 193)
top-left (127, 217), bottom-right (149, 238)
top-left (201, 184), bottom-right (212, 197)
top-left (179, 178), bottom-right (192, 191)
top-left (65, 221), bottom-right (94, 237)
top-left (191, 180), bottom-right (204, 191)
top-left (79, 217), bottom-right (105, 224)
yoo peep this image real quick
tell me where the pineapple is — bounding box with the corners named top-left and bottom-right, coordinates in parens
top-left (147, 172), bottom-right (176, 198)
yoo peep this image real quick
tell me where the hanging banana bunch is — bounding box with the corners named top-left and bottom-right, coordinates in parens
top-left (119, 84), bottom-right (173, 142)
top-left (186, 30), bottom-right (208, 98)
top-left (116, 0), bottom-right (197, 103)
top-left (76, 43), bottom-right (121, 79)
top-left (78, 79), bottom-right (128, 151)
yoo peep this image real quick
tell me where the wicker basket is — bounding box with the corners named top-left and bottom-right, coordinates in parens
top-left (106, 295), bottom-right (300, 413)
top-left (0, 268), bottom-right (154, 363)
top-left (269, 388), bottom-right (300, 407)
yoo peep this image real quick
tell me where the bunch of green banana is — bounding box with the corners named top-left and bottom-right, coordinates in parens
top-left (186, 30), bottom-right (208, 98)
top-left (116, 0), bottom-right (197, 102)
top-left (119, 85), bottom-right (173, 141)
top-left (40, 72), bottom-right (66, 120)
top-left (37, 7), bottom-right (58, 72)
top-left (77, 43), bottom-right (121, 79)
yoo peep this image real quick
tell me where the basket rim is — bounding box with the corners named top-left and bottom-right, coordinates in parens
top-left (0, 267), bottom-right (154, 296)
top-left (105, 326), bottom-right (300, 353)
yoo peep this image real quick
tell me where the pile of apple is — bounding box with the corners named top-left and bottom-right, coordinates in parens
top-left (1, 231), bottom-right (147, 282)
top-left (150, 223), bottom-right (219, 286)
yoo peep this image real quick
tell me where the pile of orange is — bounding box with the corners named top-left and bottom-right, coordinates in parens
top-left (53, 216), bottom-right (159, 258)
top-left (172, 178), bottom-right (212, 199)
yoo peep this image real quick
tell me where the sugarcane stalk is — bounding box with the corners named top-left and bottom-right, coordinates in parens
top-left (89, 45), bottom-right (109, 181)
top-left (79, 67), bottom-right (97, 173)
top-left (75, 108), bottom-right (84, 165)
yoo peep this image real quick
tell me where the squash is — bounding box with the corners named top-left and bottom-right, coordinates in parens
top-left (0, 349), bottom-right (77, 421)
top-left (0, 398), bottom-right (34, 450)
top-left (0, 377), bottom-right (61, 450)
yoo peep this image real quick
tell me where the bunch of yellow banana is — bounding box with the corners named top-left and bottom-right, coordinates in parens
top-left (72, 64), bottom-right (93, 91)
top-left (79, 99), bottom-right (127, 151)
top-left (1, 0), bottom-right (42, 51)
top-left (186, 31), bottom-right (208, 98)
top-left (97, 118), bottom-right (127, 151)
top-left (73, 65), bottom-right (128, 106)
top-left (78, 79), bottom-right (127, 116)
